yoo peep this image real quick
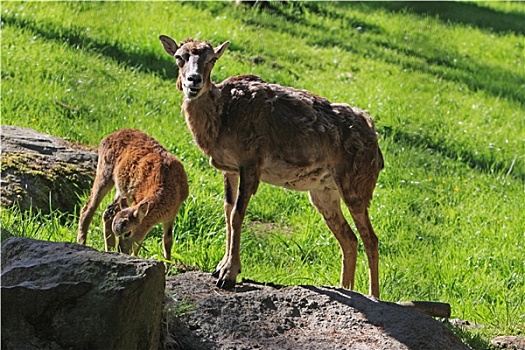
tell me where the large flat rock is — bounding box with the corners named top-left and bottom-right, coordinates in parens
top-left (163, 272), bottom-right (471, 350)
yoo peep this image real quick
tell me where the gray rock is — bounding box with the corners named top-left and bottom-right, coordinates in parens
top-left (1, 237), bottom-right (165, 350)
top-left (0, 125), bottom-right (97, 214)
top-left (163, 272), bottom-right (471, 350)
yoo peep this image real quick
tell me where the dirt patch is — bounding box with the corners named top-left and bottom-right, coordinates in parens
top-left (162, 271), bottom-right (470, 350)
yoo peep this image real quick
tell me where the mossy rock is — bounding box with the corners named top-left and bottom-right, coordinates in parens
top-left (1, 125), bottom-right (97, 214)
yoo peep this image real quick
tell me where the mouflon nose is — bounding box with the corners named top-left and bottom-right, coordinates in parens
top-left (187, 74), bottom-right (202, 86)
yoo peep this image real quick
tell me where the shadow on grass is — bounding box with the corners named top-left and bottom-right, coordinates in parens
top-left (240, 2), bottom-right (524, 106)
top-left (2, 13), bottom-right (178, 81)
top-left (379, 126), bottom-right (524, 181)
top-left (4, 3), bottom-right (523, 106)
top-left (360, 1), bottom-right (525, 36)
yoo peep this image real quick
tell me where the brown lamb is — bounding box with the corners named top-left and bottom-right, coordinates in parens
top-left (77, 128), bottom-right (189, 261)
top-left (160, 35), bottom-right (384, 297)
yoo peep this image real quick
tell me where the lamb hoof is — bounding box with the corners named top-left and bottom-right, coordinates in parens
top-left (216, 278), bottom-right (236, 290)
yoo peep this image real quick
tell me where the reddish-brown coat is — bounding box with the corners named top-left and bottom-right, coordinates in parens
top-left (77, 129), bottom-right (188, 261)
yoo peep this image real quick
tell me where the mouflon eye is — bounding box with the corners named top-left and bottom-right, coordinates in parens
top-left (175, 55), bottom-right (185, 67)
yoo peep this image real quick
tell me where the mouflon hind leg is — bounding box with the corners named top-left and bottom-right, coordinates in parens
top-left (309, 188), bottom-right (359, 290)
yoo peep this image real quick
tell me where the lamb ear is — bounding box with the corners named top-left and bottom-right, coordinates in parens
top-left (159, 35), bottom-right (179, 57)
top-left (118, 197), bottom-right (129, 210)
top-left (134, 201), bottom-right (149, 222)
top-left (214, 41), bottom-right (230, 60)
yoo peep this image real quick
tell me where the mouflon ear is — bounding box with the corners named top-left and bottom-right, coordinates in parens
top-left (214, 41), bottom-right (230, 60)
top-left (118, 197), bottom-right (129, 210)
top-left (134, 201), bottom-right (150, 222)
top-left (159, 35), bottom-right (179, 57)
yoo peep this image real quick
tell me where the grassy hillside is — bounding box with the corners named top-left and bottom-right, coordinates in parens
top-left (2, 2), bottom-right (524, 347)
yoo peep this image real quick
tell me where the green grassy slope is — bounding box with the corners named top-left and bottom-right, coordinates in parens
top-left (1, 2), bottom-right (524, 347)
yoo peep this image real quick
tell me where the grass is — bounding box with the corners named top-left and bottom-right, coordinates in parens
top-left (1, 1), bottom-right (524, 348)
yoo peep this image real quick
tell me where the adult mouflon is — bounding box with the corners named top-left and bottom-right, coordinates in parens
top-left (160, 35), bottom-right (383, 297)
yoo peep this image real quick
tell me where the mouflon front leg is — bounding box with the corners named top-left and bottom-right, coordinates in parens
top-left (102, 198), bottom-right (120, 251)
top-left (213, 172), bottom-right (238, 281)
top-left (214, 166), bottom-right (259, 289)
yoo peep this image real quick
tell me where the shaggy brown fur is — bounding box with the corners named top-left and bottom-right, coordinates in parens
top-left (160, 36), bottom-right (383, 297)
top-left (77, 129), bottom-right (189, 261)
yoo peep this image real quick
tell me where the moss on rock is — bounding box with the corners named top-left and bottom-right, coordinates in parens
top-left (1, 128), bottom-right (97, 214)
